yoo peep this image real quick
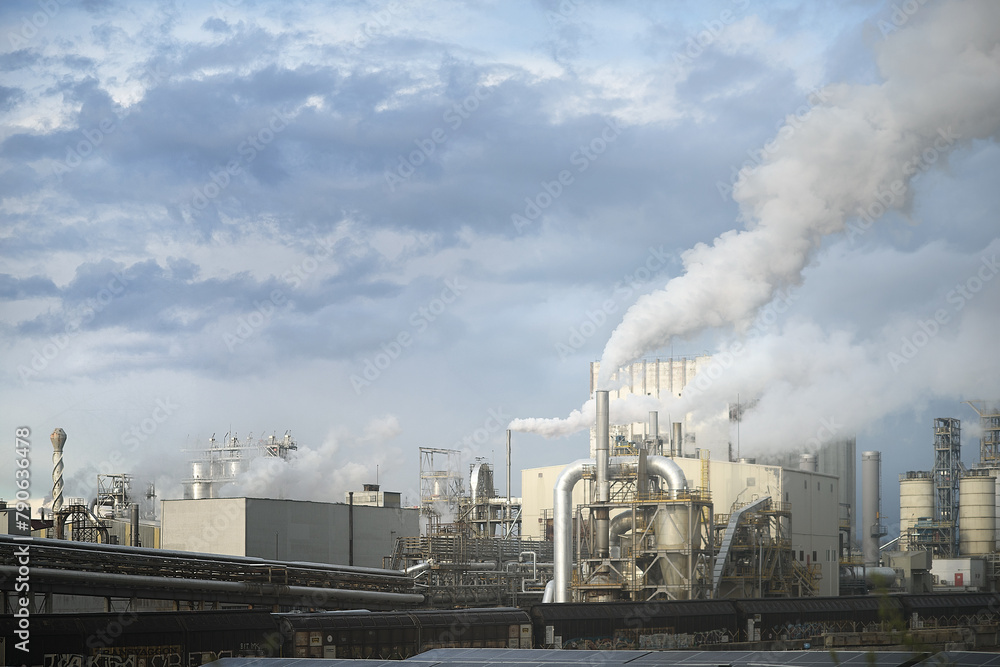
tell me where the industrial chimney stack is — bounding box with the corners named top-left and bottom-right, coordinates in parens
top-left (50, 427), bottom-right (66, 515)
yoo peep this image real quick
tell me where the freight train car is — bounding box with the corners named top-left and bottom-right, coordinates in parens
top-left (530, 599), bottom-right (739, 649)
top-left (0, 609), bottom-right (279, 666)
top-left (276, 607), bottom-right (532, 658)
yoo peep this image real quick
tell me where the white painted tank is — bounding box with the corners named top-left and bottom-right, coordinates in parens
top-left (191, 460), bottom-right (209, 479)
top-left (960, 472), bottom-right (996, 556)
top-left (899, 472), bottom-right (933, 551)
top-left (654, 505), bottom-right (690, 598)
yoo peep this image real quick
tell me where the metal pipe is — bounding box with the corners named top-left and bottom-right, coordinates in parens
top-left (0, 535), bottom-right (411, 578)
top-left (595, 390), bottom-right (610, 503)
top-left (862, 451), bottom-right (881, 565)
top-left (403, 560), bottom-right (433, 575)
top-left (0, 565), bottom-right (424, 605)
top-left (553, 458), bottom-right (590, 603)
top-left (647, 455), bottom-right (688, 498)
top-left (552, 455), bottom-right (688, 602)
top-left (610, 511), bottom-right (635, 546)
top-left (648, 411), bottom-right (659, 449)
top-left (348, 491), bottom-right (354, 566)
top-left (672, 422), bottom-right (683, 458)
top-left (130, 503), bottom-right (139, 547)
top-left (541, 580), bottom-right (555, 603)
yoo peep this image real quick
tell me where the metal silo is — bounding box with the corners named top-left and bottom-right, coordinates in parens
top-left (899, 471), bottom-right (934, 551)
top-left (959, 470), bottom-right (996, 556)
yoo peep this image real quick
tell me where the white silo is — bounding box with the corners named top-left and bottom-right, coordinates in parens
top-left (899, 471), bottom-right (934, 551)
top-left (959, 470), bottom-right (996, 556)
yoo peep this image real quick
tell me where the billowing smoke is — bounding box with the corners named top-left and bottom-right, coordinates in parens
top-left (227, 415), bottom-right (402, 501)
top-left (597, 0), bottom-right (1000, 387)
top-left (509, 392), bottom-right (671, 438)
top-left (513, 0), bottom-right (1000, 446)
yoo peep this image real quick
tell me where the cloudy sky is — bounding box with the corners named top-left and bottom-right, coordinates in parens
top-left (2, 0), bottom-right (999, 540)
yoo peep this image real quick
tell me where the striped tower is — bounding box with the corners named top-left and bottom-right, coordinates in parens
top-left (50, 427), bottom-right (66, 515)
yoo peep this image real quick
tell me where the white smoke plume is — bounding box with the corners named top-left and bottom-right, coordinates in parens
top-left (597, 0), bottom-right (1000, 387)
top-left (227, 415), bottom-right (402, 501)
top-left (513, 0), bottom-right (1000, 443)
top-left (509, 391), bottom-right (678, 438)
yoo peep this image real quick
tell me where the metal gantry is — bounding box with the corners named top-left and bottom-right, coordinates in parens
top-left (932, 417), bottom-right (961, 556)
top-left (966, 401), bottom-right (1000, 466)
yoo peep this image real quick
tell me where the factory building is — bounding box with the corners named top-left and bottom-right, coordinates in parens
top-left (522, 391), bottom-right (840, 602)
top-left (161, 497), bottom-right (419, 568)
top-left (589, 357), bottom-right (711, 456)
top-left (892, 403), bottom-right (1000, 592)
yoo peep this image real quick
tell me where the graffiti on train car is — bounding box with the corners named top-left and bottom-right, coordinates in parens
top-left (44, 646), bottom-right (183, 667)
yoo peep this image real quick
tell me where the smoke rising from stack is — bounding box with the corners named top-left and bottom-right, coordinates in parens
top-left (228, 415), bottom-right (401, 501)
top-left (596, 0), bottom-right (1000, 385)
top-left (513, 1), bottom-right (1000, 447)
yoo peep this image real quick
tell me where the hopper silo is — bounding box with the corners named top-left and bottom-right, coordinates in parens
top-left (899, 471), bottom-right (934, 551)
top-left (959, 470), bottom-right (996, 556)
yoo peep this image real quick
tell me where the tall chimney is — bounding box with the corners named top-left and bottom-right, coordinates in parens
top-left (862, 451), bottom-right (883, 565)
top-left (672, 422), bottom-right (683, 458)
top-left (594, 390), bottom-right (610, 558)
top-left (647, 411), bottom-right (659, 453)
top-left (50, 428), bottom-right (66, 515)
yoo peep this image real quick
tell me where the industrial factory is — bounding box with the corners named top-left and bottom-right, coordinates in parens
top-left (5, 367), bottom-right (1000, 662)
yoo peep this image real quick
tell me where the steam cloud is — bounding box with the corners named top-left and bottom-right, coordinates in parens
top-left (227, 415), bottom-right (402, 501)
top-left (598, 0), bottom-right (1000, 384)
top-left (514, 0), bottom-right (1000, 443)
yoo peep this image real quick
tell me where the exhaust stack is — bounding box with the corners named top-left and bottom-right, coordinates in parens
top-left (672, 422), bottom-right (683, 458)
top-left (594, 390), bottom-right (610, 558)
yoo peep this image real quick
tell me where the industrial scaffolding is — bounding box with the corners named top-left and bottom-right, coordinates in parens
top-left (573, 445), bottom-right (715, 602)
top-left (966, 401), bottom-right (1000, 466)
top-left (389, 535), bottom-right (553, 607)
top-left (931, 417), bottom-right (962, 557)
top-left (419, 447), bottom-right (464, 533)
top-left (712, 498), bottom-right (818, 598)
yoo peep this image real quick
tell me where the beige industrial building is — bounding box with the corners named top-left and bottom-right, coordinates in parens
top-left (522, 455), bottom-right (840, 598)
top-left (589, 357), bottom-right (712, 455)
top-left (161, 497), bottom-right (419, 568)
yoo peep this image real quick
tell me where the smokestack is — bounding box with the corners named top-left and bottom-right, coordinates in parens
top-left (130, 503), bottom-right (140, 547)
top-left (671, 422), bottom-right (683, 458)
top-left (594, 390), bottom-right (610, 558)
top-left (50, 428), bottom-right (66, 516)
top-left (799, 453), bottom-right (818, 472)
top-left (647, 411), bottom-right (659, 453)
top-left (862, 451), bottom-right (883, 565)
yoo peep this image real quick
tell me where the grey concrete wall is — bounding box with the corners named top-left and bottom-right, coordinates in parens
top-left (161, 497), bottom-right (419, 567)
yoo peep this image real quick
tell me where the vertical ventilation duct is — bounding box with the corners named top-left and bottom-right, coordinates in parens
top-left (672, 422), bottom-right (683, 458)
top-left (862, 451), bottom-right (885, 565)
top-left (594, 390), bottom-right (610, 559)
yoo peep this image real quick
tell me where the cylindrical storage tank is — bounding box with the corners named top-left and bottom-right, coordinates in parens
top-left (191, 460), bottom-right (208, 479)
top-left (899, 472), bottom-right (934, 551)
top-left (959, 472), bottom-right (996, 556)
top-left (226, 459), bottom-right (243, 478)
top-left (799, 454), bottom-right (818, 472)
top-left (654, 506), bottom-right (690, 598)
top-left (861, 451), bottom-right (881, 565)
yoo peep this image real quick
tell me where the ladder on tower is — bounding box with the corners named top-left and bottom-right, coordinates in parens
top-left (711, 495), bottom-right (772, 596)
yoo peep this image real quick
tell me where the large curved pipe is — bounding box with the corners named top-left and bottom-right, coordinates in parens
top-left (553, 459), bottom-right (590, 603)
top-left (609, 511), bottom-right (637, 546)
top-left (647, 455), bottom-right (688, 497)
top-left (552, 456), bottom-right (689, 602)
